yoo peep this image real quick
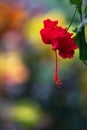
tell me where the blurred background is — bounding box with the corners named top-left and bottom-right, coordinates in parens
top-left (0, 0), bottom-right (87, 130)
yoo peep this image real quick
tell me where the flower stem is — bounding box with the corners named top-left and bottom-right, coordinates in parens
top-left (53, 51), bottom-right (62, 87)
top-left (67, 7), bottom-right (78, 31)
top-left (55, 50), bottom-right (58, 74)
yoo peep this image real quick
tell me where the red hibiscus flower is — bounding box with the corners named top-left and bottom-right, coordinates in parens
top-left (40, 19), bottom-right (78, 87)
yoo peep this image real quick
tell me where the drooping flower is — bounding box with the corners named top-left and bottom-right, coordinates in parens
top-left (40, 19), bottom-right (78, 87)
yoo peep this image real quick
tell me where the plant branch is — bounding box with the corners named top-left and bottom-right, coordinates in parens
top-left (67, 6), bottom-right (78, 31)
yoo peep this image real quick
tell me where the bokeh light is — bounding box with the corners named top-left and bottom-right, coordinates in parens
top-left (0, 0), bottom-right (87, 130)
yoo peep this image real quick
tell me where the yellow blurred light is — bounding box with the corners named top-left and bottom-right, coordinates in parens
top-left (0, 52), bottom-right (28, 85)
top-left (13, 106), bottom-right (39, 123)
top-left (11, 101), bottom-right (42, 125)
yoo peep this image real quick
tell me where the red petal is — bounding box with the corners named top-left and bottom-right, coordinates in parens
top-left (44, 19), bottom-right (58, 28)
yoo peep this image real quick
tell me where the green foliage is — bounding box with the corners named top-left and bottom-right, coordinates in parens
top-left (75, 26), bottom-right (87, 63)
top-left (70, 0), bottom-right (87, 64)
top-left (84, 6), bottom-right (87, 13)
top-left (72, 27), bottom-right (78, 33)
top-left (70, 0), bottom-right (82, 21)
top-left (70, 0), bottom-right (82, 5)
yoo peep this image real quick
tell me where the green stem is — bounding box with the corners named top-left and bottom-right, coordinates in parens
top-left (67, 7), bottom-right (78, 31)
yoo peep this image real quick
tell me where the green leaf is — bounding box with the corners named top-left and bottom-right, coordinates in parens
top-left (84, 6), bottom-right (87, 13)
top-left (75, 26), bottom-right (87, 63)
top-left (70, 0), bottom-right (82, 5)
top-left (72, 27), bottom-right (78, 33)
